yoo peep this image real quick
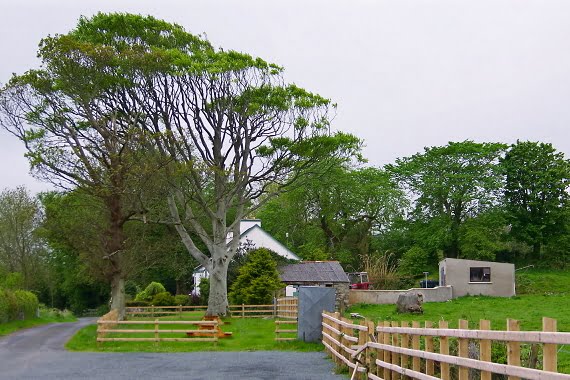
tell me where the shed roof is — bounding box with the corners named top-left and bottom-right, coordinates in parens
top-left (279, 261), bottom-right (349, 283)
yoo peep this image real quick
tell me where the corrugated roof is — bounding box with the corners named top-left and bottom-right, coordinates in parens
top-left (279, 261), bottom-right (349, 283)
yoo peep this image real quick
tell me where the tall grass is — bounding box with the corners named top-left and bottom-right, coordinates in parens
top-left (362, 251), bottom-right (405, 289)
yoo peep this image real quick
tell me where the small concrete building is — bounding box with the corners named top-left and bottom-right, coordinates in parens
top-left (279, 261), bottom-right (350, 312)
top-left (439, 258), bottom-right (515, 298)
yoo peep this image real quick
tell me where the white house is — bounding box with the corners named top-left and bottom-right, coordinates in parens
top-left (192, 219), bottom-right (299, 295)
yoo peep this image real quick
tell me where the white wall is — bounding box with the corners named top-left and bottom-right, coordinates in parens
top-left (241, 227), bottom-right (298, 260)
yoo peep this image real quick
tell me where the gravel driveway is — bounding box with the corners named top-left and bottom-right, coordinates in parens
top-left (0, 318), bottom-right (346, 380)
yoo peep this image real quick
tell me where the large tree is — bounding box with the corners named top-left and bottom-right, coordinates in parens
top-left (387, 141), bottom-right (506, 258)
top-left (1, 13), bottom-right (360, 316)
top-left (501, 141), bottom-right (570, 257)
top-left (0, 15), bottom-right (167, 317)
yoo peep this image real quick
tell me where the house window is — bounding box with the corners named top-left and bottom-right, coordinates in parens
top-left (470, 267), bottom-right (491, 282)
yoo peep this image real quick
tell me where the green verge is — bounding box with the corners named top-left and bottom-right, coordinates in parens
top-left (66, 315), bottom-right (322, 353)
top-left (0, 307), bottom-right (77, 336)
top-left (347, 294), bottom-right (570, 374)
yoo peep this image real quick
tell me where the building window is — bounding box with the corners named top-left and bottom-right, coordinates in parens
top-left (470, 267), bottom-right (491, 282)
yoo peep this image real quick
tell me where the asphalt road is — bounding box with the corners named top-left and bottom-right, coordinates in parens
top-left (0, 318), bottom-right (346, 379)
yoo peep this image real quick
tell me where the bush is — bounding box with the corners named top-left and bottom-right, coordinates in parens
top-left (174, 294), bottom-right (189, 306)
top-left (229, 248), bottom-right (283, 305)
top-left (14, 290), bottom-right (39, 319)
top-left (0, 287), bottom-right (38, 322)
top-left (152, 292), bottom-right (175, 306)
top-left (134, 281), bottom-right (167, 302)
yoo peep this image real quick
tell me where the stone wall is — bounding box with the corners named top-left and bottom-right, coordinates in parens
top-left (348, 286), bottom-right (453, 305)
top-left (333, 283), bottom-right (350, 312)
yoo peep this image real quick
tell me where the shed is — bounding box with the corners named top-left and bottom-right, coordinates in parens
top-left (439, 258), bottom-right (515, 298)
top-left (279, 261), bottom-right (350, 311)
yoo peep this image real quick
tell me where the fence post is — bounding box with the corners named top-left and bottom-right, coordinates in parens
top-left (151, 305), bottom-right (154, 319)
top-left (458, 319), bottom-right (469, 380)
top-left (357, 319), bottom-right (368, 380)
top-left (400, 321), bottom-right (409, 375)
top-left (479, 320), bottom-right (492, 380)
top-left (179, 304), bottom-right (182, 319)
top-left (507, 319), bottom-right (521, 380)
top-left (334, 311), bottom-right (342, 366)
top-left (154, 318), bottom-right (159, 345)
top-left (425, 321), bottom-right (434, 376)
top-left (366, 320), bottom-right (376, 380)
top-left (412, 321), bottom-right (420, 373)
top-left (383, 321), bottom-right (391, 380)
top-left (439, 320), bottom-right (449, 380)
top-left (543, 317), bottom-right (557, 373)
top-left (391, 321), bottom-right (400, 380)
top-left (242, 304), bottom-right (245, 318)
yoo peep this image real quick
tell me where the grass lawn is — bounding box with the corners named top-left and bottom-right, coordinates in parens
top-left (0, 308), bottom-right (77, 336)
top-left (347, 293), bottom-right (570, 373)
top-left (67, 313), bottom-right (321, 353)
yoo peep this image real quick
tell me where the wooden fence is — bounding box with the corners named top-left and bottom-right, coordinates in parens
top-left (125, 304), bottom-right (276, 319)
top-left (322, 311), bottom-right (570, 380)
top-left (275, 297), bottom-right (298, 341)
top-left (97, 310), bottom-right (218, 344)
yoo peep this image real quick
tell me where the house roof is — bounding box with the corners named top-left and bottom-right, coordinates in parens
top-left (240, 224), bottom-right (300, 261)
top-left (279, 261), bottom-right (349, 283)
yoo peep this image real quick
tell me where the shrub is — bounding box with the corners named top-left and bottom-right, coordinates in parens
top-left (152, 292), bottom-right (175, 306)
top-left (174, 294), bottom-right (189, 306)
top-left (0, 288), bottom-right (38, 322)
top-left (134, 281), bottom-right (167, 302)
top-left (14, 290), bottom-right (39, 319)
top-left (145, 281), bottom-right (166, 296)
top-left (229, 248), bottom-right (283, 305)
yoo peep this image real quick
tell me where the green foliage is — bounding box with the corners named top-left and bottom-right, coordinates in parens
top-left (257, 163), bottom-right (404, 269)
top-left (151, 292), bottom-right (175, 306)
top-left (199, 278), bottom-right (210, 306)
top-left (502, 141), bottom-right (570, 256)
top-left (0, 304), bottom-right (75, 337)
top-left (134, 281), bottom-right (168, 302)
top-left (398, 245), bottom-right (430, 276)
top-left (0, 287), bottom-right (39, 323)
top-left (229, 248), bottom-right (283, 305)
top-left (458, 209), bottom-right (506, 261)
top-left (173, 294), bottom-right (189, 306)
top-left (139, 282), bottom-right (166, 301)
top-left (387, 141), bottom-right (506, 259)
top-left (0, 272), bottom-right (24, 290)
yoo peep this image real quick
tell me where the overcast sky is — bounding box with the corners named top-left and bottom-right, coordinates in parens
top-left (1, 0), bottom-right (570, 193)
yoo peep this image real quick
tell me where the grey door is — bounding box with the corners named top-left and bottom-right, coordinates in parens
top-left (297, 286), bottom-right (336, 342)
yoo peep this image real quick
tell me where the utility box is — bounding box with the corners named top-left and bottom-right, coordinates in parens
top-left (297, 286), bottom-right (336, 342)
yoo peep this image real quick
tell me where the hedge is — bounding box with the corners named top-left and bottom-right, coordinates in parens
top-left (0, 287), bottom-right (39, 323)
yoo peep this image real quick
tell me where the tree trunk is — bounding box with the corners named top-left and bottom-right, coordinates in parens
top-left (110, 275), bottom-right (126, 320)
top-left (105, 194), bottom-right (127, 320)
top-left (205, 250), bottom-right (230, 317)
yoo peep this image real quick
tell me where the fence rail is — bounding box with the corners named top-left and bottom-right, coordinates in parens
top-left (321, 311), bottom-right (570, 380)
top-left (275, 297), bottom-right (298, 341)
top-left (97, 310), bottom-right (219, 344)
top-left (125, 304), bottom-right (276, 319)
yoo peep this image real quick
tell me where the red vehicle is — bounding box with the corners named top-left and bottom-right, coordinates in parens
top-left (348, 272), bottom-right (372, 290)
